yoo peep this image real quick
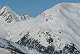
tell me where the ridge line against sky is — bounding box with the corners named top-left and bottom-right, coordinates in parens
top-left (0, 0), bottom-right (80, 16)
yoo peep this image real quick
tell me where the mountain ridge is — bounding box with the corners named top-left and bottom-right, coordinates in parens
top-left (0, 3), bottom-right (80, 54)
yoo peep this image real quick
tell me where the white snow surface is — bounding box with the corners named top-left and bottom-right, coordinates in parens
top-left (0, 2), bottom-right (80, 54)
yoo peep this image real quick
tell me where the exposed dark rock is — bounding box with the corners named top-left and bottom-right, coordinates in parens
top-left (62, 43), bottom-right (80, 54)
top-left (16, 32), bottom-right (80, 54)
top-left (5, 15), bottom-right (13, 23)
top-left (0, 38), bottom-right (27, 54)
top-left (47, 37), bottom-right (53, 44)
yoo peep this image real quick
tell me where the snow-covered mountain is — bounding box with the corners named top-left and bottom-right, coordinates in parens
top-left (0, 6), bottom-right (33, 42)
top-left (0, 3), bottom-right (80, 54)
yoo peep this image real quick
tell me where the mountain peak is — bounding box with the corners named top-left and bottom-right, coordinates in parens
top-left (0, 6), bottom-right (14, 15)
top-left (1, 6), bottom-right (10, 10)
top-left (0, 6), bottom-right (33, 23)
top-left (42, 2), bottom-right (80, 15)
top-left (0, 6), bottom-right (19, 23)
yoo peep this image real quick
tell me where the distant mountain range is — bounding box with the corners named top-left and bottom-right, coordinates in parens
top-left (0, 3), bottom-right (80, 54)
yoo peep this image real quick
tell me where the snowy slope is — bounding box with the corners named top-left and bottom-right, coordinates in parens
top-left (0, 3), bottom-right (80, 54)
top-left (0, 6), bottom-right (34, 42)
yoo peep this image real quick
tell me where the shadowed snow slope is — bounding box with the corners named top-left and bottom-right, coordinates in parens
top-left (0, 3), bottom-right (80, 54)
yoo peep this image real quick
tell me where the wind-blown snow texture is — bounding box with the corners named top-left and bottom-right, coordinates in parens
top-left (0, 3), bottom-right (80, 54)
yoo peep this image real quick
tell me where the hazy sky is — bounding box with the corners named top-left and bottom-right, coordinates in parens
top-left (0, 0), bottom-right (79, 16)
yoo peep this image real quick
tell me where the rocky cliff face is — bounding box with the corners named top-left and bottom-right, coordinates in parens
top-left (0, 3), bottom-right (80, 54)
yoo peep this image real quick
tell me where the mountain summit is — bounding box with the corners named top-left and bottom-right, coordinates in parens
top-left (0, 6), bottom-right (19, 23)
top-left (0, 3), bottom-right (80, 54)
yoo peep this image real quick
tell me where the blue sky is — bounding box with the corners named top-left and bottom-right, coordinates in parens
top-left (0, 0), bottom-right (79, 16)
